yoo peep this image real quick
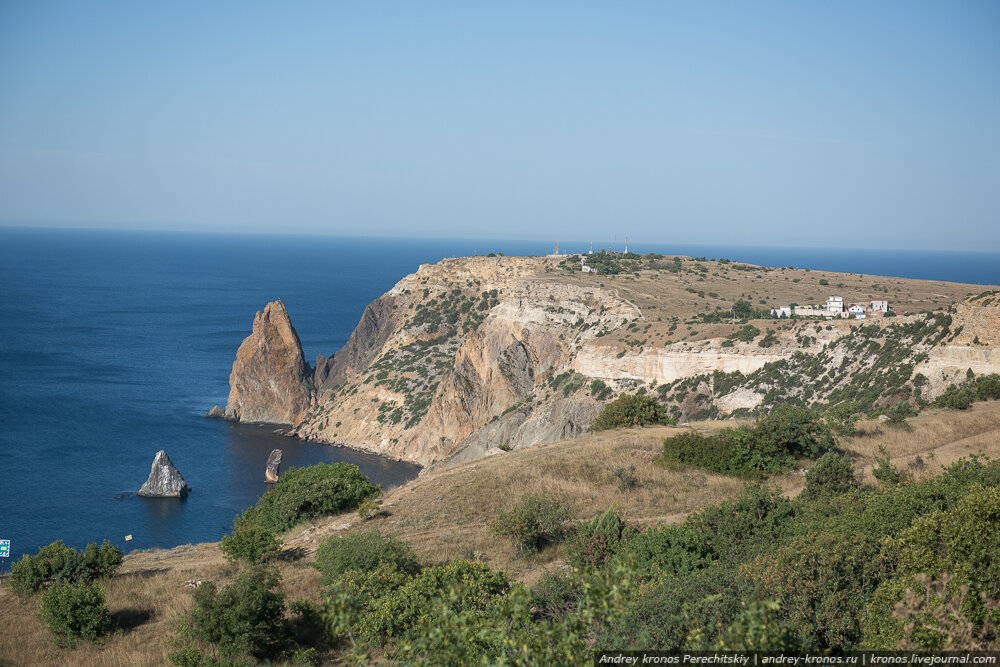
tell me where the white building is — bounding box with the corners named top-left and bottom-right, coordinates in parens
top-left (825, 296), bottom-right (844, 313)
top-left (870, 299), bottom-right (889, 312)
top-left (770, 306), bottom-right (792, 318)
top-left (847, 304), bottom-right (865, 315)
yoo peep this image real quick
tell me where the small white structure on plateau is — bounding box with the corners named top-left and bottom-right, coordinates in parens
top-left (825, 296), bottom-right (844, 313)
top-left (771, 306), bottom-right (792, 318)
top-left (546, 243), bottom-right (565, 258)
top-left (870, 299), bottom-right (889, 312)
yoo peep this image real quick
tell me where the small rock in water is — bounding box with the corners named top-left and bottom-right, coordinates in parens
top-left (265, 448), bottom-right (283, 483)
top-left (137, 450), bottom-right (191, 498)
top-left (205, 405), bottom-right (226, 419)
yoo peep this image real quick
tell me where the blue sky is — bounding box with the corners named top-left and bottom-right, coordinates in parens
top-left (1, 1), bottom-right (997, 250)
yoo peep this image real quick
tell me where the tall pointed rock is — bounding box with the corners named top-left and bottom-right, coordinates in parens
top-left (225, 300), bottom-right (313, 425)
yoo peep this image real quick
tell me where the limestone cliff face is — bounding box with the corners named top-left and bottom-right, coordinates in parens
top-left (290, 257), bottom-right (639, 465)
top-left (225, 300), bottom-right (312, 425)
top-left (221, 260), bottom-right (1000, 466)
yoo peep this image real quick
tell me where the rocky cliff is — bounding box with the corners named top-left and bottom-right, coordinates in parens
top-left (221, 258), bottom-right (1000, 466)
top-left (225, 300), bottom-right (313, 425)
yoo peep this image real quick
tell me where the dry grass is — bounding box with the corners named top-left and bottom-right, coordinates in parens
top-left (535, 257), bottom-right (996, 345)
top-left (839, 399), bottom-right (1000, 483)
top-left (3, 402), bottom-right (999, 665)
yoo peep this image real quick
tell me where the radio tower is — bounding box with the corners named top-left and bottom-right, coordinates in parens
top-left (624, 235), bottom-right (629, 254)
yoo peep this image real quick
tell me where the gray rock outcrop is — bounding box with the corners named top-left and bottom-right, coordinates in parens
top-left (265, 448), bottom-right (283, 483)
top-left (138, 450), bottom-right (190, 498)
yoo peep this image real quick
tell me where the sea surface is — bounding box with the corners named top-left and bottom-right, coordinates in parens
top-left (1, 228), bottom-right (998, 561)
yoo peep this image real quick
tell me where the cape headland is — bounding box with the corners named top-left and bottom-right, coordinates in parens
top-left (221, 253), bottom-right (1000, 466)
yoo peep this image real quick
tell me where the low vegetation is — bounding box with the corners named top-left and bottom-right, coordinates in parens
top-left (658, 405), bottom-right (837, 477)
top-left (589, 394), bottom-right (677, 431)
top-left (237, 462), bottom-right (380, 534)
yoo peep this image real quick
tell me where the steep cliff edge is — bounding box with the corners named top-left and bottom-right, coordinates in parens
top-left (222, 257), bottom-right (1000, 466)
top-left (225, 300), bottom-right (313, 425)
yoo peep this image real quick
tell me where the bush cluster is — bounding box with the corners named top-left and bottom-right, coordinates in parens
top-left (589, 394), bottom-right (677, 432)
top-left (238, 463), bottom-right (380, 534)
top-left (220, 520), bottom-right (281, 564)
top-left (490, 494), bottom-right (573, 553)
top-left (312, 531), bottom-right (419, 585)
top-left (564, 508), bottom-right (637, 569)
top-left (39, 581), bottom-right (112, 645)
top-left (801, 452), bottom-right (859, 500)
top-left (934, 373), bottom-right (1000, 411)
top-left (8, 539), bottom-right (123, 597)
top-left (659, 406), bottom-right (837, 477)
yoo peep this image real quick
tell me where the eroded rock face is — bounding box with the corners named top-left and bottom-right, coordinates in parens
top-left (138, 450), bottom-right (190, 498)
top-left (225, 300), bottom-right (312, 425)
top-left (265, 448), bottom-right (282, 483)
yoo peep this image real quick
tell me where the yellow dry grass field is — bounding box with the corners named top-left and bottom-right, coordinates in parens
top-left (535, 256), bottom-right (997, 345)
top-left (2, 401), bottom-right (999, 665)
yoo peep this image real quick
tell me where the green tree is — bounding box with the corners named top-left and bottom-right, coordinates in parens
top-left (589, 394), bottom-right (676, 431)
top-left (185, 566), bottom-right (286, 660)
top-left (220, 519), bottom-right (281, 565)
top-left (801, 452), bottom-right (859, 500)
top-left (490, 494), bottom-right (573, 554)
top-left (313, 531), bottom-right (419, 585)
top-left (39, 581), bottom-right (111, 644)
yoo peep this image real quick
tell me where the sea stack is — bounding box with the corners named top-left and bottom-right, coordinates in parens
top-left (225, 300), bottom-right (313, 425)
top-left (265, 448), bottom-right (283, 483)
top-left (138, 450), bottom-right (191, 498)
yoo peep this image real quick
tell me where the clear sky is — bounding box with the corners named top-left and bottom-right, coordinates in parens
top-left (1, 1), bottom-right (998, 250)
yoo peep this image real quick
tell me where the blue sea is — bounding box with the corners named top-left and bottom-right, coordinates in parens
top-left (1, 228), bottom-right (998, 562)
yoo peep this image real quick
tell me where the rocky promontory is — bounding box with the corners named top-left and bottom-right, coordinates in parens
top-left (219, 255), bottom-right (1000, 467)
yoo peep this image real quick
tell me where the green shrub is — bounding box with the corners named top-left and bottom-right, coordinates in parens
top-left (872, 445), bottom-right (906, 485)
top-left (186, 566), bottom-right (286, 659)
top-left (312, 531), bottom-right (419, 585)
top-left (615, 522), bottom-right (712, 581)
top-left (740, 532), bottom-right (882, 649)
top-left (934, 385), bottom-right (974, 410)
top-left (8, 539), bottom-right (122, 596)
top-left (564, 508), bottom-right (637, 569)
top-left (659, 429), bottom-right (794, 478)
top-left (974, 374), bottom-right (1000, 401)
top-left (886, 400), bottom-right (916, 424)
top-left (589, 394), bottom-right (676, 432)
top-left (530, 571), bottom-right (584, 619)
top-left (220, 519), bottom-right (281, 564)
top-left (752, 405), bottom-right (836, 459)
top-left (325, 559), bottom-right (511, 649)
top-left (490, 494), bottom-right (572, 553)
top-left (239, 463), bottom-right (380, 534)
top-left (39, 581), bottom-right (111, 644)
top-left (82, 540), bottom-right (124, 579)
top-left (862, 485), bottom-right (1000, 649)
top-left (801, 452), bottom-right (859, 501)
top-left (659, 408), bottom-right (836, 478)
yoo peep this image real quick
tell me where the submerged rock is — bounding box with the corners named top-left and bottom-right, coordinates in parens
top-left (265, 448), bottom-right (282, 483)
top-left (138, 450), bottom-right (190, 498)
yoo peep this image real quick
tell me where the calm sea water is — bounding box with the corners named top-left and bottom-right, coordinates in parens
top-left (1, 228), bottom-right (997, 561)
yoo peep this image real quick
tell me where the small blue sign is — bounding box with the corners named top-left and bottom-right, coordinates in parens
top-left (0, 540), bottom-right (9, 558)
